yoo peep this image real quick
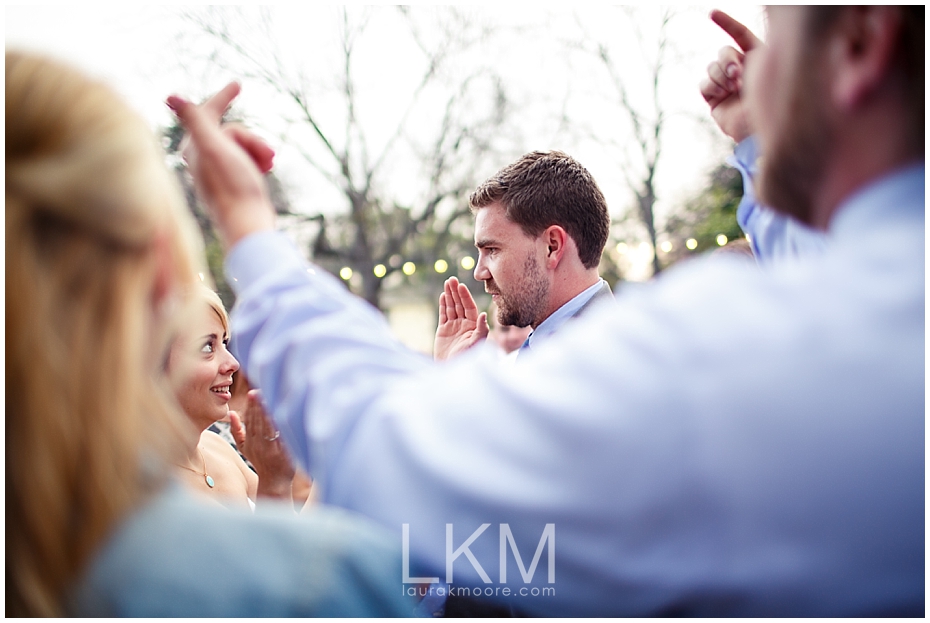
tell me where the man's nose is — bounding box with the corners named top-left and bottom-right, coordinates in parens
top-left (474, 256), bottom-right (489, 281)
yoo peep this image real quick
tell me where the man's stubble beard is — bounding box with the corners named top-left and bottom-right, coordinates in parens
top-left (756, 41), bottom-right (834, 227)
top-left (495, 252), bottom-right (549, 329)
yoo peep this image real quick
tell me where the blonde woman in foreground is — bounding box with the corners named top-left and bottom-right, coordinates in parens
top-left (6, 51), bottom-right (410, 617)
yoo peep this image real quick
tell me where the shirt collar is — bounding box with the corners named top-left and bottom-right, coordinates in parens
top-left (527, 279), bottom-right (607, 349)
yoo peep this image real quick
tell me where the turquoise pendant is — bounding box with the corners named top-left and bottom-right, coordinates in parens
top-left (205, 475), bottom-right (215, 488)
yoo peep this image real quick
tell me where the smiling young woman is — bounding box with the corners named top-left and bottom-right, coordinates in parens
top-left (165, 286), bottom-right (258, 508)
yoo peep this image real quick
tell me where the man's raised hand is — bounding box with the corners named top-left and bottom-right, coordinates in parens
top-left (433, 277), bottom-right (489, 361)
top-left (167, 83), bottom-right (276, 251)
top-left (699, 10), bottom-right (763, 143)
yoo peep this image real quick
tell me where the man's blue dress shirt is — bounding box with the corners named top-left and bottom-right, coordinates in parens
top-left (520, 278), bottom-right (609, 356)
top-left (225, 164), bottom-right (924, 616)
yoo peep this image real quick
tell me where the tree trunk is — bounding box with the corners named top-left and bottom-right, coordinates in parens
top-left (638, 188), bottom-right (662, 277)
top-left (360, 269), bottom-right (382, 309)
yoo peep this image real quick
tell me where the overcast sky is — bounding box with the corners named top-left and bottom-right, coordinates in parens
top-left (6, 5), bottom-right (766, 248)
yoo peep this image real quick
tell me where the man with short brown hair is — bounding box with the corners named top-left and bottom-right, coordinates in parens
top-left (433, 150), bottom-right (613, 360)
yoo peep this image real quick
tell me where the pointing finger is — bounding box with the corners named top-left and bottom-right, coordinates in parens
top-left (203, 82), bottom-right (241, 123)
top-left (710, 10), bottom-right (762, 52)
top-left (167, 82), bottom-right (242, 155)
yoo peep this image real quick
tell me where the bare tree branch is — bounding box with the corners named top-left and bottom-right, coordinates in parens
top-left (566, 7), bottom-right (678, 276)
top-left (182, 6), bottom-right (509, 308)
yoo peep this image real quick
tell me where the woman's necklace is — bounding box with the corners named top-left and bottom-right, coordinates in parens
top-left (176, 446), bottom-right (215, 488)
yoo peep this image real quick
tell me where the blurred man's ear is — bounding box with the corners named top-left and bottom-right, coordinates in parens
top-left (830, 6), bottom-right (902, 111)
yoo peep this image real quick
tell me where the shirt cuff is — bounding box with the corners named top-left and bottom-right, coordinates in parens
top-left (731, 134), bottom-right (759, 173)
top-left (728, 135), bottom-right (760, 234)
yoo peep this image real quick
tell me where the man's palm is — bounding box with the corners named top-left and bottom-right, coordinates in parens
top-left (434, 277), bottom-right (489, 361)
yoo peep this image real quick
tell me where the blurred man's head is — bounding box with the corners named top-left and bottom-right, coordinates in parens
top-left (469, 151), bottom-right (609, 328)
top-left (745, 6), bottom-right (924, 229)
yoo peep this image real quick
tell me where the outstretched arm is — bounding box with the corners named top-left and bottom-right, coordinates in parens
top-left (433, 276), bottom-right (489, 361)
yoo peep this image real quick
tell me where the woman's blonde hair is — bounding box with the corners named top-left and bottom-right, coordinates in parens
top-left (202, 284), bottom-right (230, 335)
top-left (6, 51), bottom-right (206, 616)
